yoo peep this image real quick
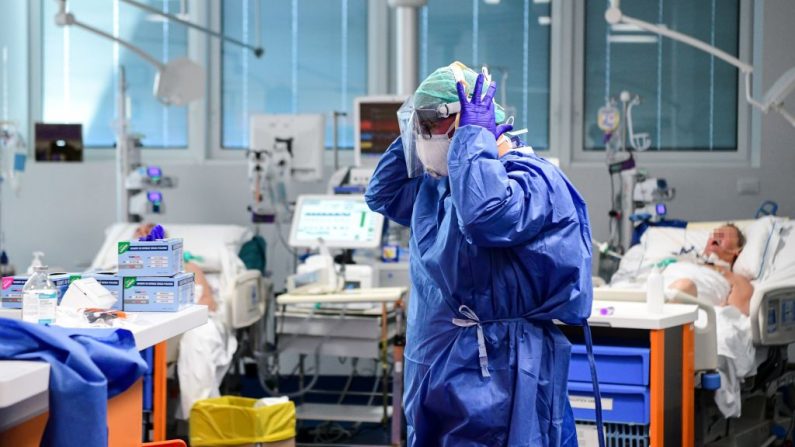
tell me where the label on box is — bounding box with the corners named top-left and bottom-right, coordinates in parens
top-left (575, 424), bottom-right (604, 447)
top-left (122, 272), bottom-right (193, 311)
top-left (569, 395), bottom-right (614, 411)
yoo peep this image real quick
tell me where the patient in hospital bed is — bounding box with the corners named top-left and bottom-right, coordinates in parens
top-left (665, 223), bottom-right (755, 315)
top-left (608, 217), bottom-right (792, 419)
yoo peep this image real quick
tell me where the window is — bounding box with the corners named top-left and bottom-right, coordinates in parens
top-left (420, 0), bottom-right (551, 150)
top-left (583, 0), bottom-right (740, 152)
top-left (41, 0), bottom-right (188, 148)
top-left (221, 0), bottom-right (368, 149)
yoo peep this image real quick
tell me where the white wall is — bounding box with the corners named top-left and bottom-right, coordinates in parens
top-left (3, 1), bottom-right (795, 291)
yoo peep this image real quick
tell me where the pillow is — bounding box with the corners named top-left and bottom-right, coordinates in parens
top-left (733, 217), bottom-right (785, 280)
top-left (163, 224), bottom-right (253, 273)
top-left (639, 227), bottom-right (710, 264)
top-left (766, 222), bottom-right (795, 282)
top-left (628, 217), bottom-right (785, 280)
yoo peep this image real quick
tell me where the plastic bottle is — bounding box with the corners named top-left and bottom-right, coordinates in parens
top-left (646, 266), bottom-right (665, 314)
top-left (22, 266), bottom-right (58, 325)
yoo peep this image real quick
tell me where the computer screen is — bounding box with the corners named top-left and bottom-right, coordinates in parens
top-left (354, 96), bottom-right (407, 167)
top-left (34, 123), bottom-right (83, 162)
top-left (289, 195), bottom-right (384, 249)
top-left (249, 114), bottom-right (325, 182)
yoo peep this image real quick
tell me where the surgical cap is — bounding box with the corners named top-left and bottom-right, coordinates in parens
top-left (413, 61), bottom-right (507, 123)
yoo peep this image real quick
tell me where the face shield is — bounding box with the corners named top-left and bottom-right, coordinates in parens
top-left (398, 96), bottom-right (462, 178)
top-left (399, 61), bottom-right (508, 177)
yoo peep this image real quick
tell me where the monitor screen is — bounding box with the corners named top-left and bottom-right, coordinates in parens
top-left (249, 114), bottom-right (325, 182)
top-left (289, 195), bottom-right (384, 249)
top-left (34, 123), bottom-right (83, 162)
top-left (354, 96), bottom-right (407, 167)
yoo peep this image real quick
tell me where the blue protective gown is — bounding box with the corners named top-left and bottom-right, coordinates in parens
top-left (366, 125), bottom-right (593, 447)
top-left (0, 318), bottom-right (147, 447)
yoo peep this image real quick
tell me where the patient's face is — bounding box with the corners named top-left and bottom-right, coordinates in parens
top-left (134, 223), bottom-right (156, 239)
top-left (704, 225), bottom-right (742, 263)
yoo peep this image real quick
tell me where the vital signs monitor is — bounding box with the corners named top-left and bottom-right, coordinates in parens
top-left (288, 195), bottom-right (384, 249)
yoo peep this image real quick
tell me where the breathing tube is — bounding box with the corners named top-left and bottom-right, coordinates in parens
top-left (582, 319), bottom-right (606, 447)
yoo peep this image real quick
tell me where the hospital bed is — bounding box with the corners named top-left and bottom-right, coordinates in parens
top-left (594, 216), bottom-right (795, 446)
top-left (90, 223), bottom-right (270, 416)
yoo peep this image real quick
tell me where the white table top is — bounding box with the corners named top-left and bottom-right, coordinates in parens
top-left (587, 300), bottom-right (699, 330)
top-left (0, 361), bottom-right (50, 408)
top-left (0, 305), bottom-right (208, 428)
top-left (127, 305), bottom-right (208, 350)
top-left (277, 287), bottom-right (407, 305)
top-left (1, 305), bottom-right (208, 350)
top-left (0, 361), bottom-right (50, 432)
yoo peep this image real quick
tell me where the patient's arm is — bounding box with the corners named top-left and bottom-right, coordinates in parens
top-left (724, 272), bottom-right (754, 316)
top-left (185, 262), bottom-right (217, 312)
top-left (669, 278), bottom-right (698, 298)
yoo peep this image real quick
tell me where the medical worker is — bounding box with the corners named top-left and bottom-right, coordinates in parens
top-left (366, 62), bottom-right (593, 446)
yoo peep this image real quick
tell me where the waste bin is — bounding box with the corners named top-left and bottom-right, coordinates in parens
top-left (190, 397), bottom-right (296, 447)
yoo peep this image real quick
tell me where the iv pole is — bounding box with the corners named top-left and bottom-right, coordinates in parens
top-left (53, 0), bottom-right (265, 221)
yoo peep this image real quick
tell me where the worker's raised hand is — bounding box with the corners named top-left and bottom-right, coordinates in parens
top-left (456, 74), bottom-right (499, 138)
top-left (496, 123), bottom-right (513, 139)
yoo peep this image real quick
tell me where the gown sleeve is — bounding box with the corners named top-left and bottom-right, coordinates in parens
top-left (448, 125), bottom-right (572, 247)
top-left (365, 137), bottom-right (422, 227)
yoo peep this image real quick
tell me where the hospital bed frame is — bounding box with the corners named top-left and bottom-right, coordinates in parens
top-left (594, 282), bottom-right (795, 446)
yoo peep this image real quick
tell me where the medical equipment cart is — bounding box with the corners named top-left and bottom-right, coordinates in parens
top-left (275, 287), bottom-right (407, 447)
top-left (561, 300), bottom-right (699, 447)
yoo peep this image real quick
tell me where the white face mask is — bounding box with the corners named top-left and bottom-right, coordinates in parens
top-left (415, 122), bottom-right (455, 178)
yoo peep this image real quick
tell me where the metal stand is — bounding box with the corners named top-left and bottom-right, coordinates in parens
top-left (115, 67), bottom-right (134, 223)
top-left (332, 111), bottom-right (347, 171)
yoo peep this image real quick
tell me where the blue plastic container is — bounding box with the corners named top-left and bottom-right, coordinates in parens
top-left (568, 381), bottom-right (650, 424)
top-left (569, 344), bottom-right (650, 386)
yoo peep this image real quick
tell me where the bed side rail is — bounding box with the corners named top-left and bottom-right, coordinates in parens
top-left (667, 291), bottom-right (719, 373)
top-left (750, 281), bottom-right (795, 346)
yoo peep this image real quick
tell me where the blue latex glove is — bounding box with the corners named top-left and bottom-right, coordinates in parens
top-left (139, 224), bottom-right (166, 241)
top-left (455, 74), bottom-right (513, 139)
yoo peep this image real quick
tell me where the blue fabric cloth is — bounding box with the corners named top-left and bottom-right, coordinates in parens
top-left (0, 318), bottom-right (147, 447)
top-left (366, 126), bottom-right (593, 447)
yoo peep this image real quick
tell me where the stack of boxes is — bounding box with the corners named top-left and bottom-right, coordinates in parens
top-left (1, 273), bottom-right (81, 309)
top-left (117, 238), bottom-right (195, 312)
top-left (1, 237), bottom-right (195, 312)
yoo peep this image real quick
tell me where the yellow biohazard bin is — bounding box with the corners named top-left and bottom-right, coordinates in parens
top-left (190, 397), bottom-right (296, 447)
